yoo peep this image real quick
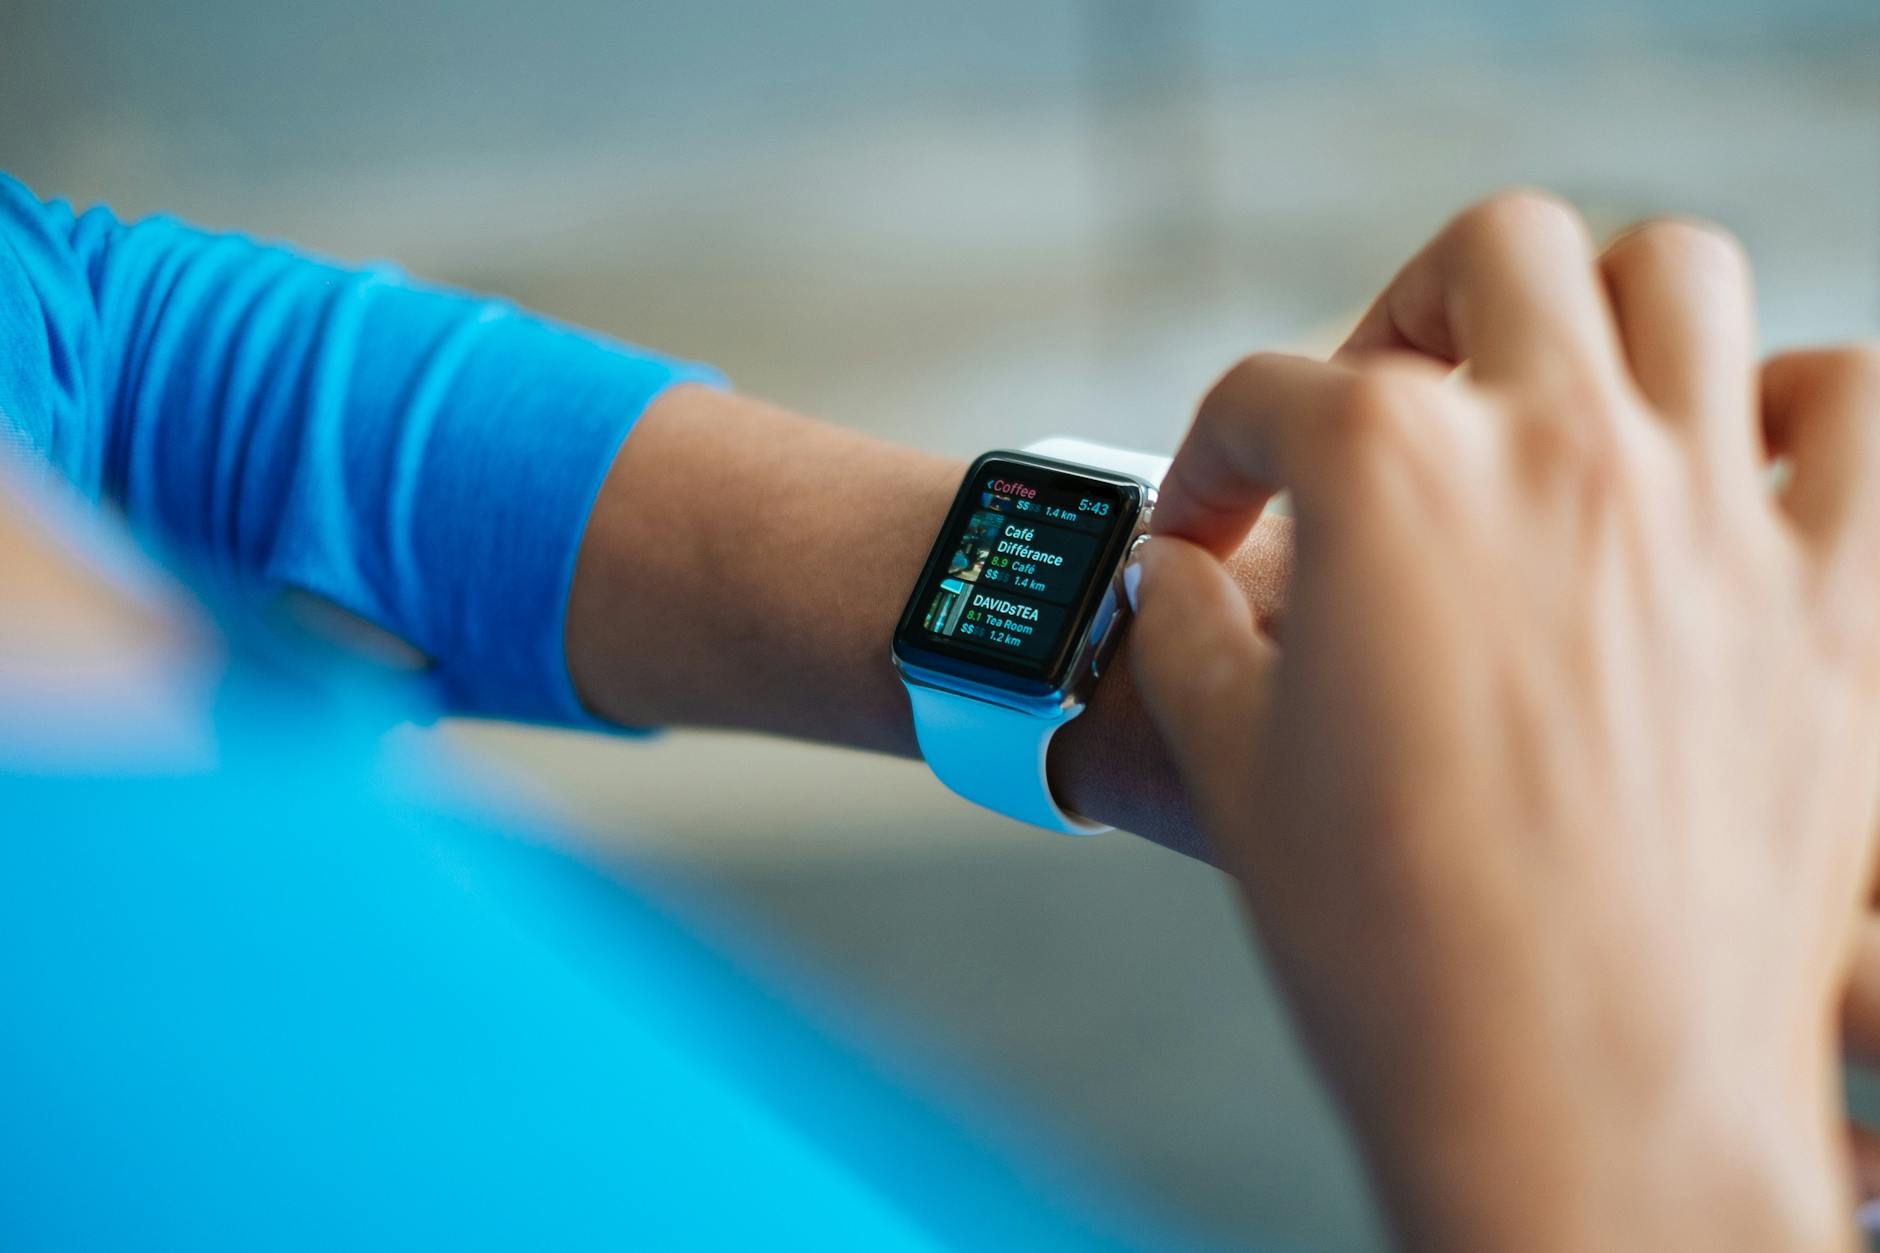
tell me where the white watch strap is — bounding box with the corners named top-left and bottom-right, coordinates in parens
top-left (1024, 436), bottom-right (1172, 490)
top-left (905, 438), bottom-right (1168, 834)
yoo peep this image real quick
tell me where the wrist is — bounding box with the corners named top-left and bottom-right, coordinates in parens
top-left (1048, 513), bottom-right (1291, 859)
top-left (570, 389), bottom-right (1284, 860)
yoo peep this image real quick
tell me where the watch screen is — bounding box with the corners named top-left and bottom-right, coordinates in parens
top-left (894, 454), bottom-right (1143, 689)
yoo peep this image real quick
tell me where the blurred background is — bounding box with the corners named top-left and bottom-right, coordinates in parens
top-left (5, 2), bottom-right (1877, 1247)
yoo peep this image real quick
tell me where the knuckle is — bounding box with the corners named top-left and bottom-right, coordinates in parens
top-left (1806, 572), bottom-right (1880, 684)
top-left (1608, 215), bottom-right (1750, 283)
top-left (1516, 413), bottom-right (1601, 478)
top-left (1228, 349), bottom-right (1298, 386)
top-left (1827, 342), bottom-right (1880, 396)
top-left (1769, 343), bottom-right (1880, 409)
top-left (1540, 363), bottom-right (1622, 426)
top-left (1305, 367), bottom-right (1467, 496)
top-left (1513, 403), bottom-right (1636, 497)
top-left (1319, 370), bottom-right (1423, 462)
top-left (1451, 188), bottom-right (1588, 255)
top-left (1202, 351), bottom-right (1298, 418)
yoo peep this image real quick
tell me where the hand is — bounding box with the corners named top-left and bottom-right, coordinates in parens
top-left (1127, 191), bottom-right (1880, 1250)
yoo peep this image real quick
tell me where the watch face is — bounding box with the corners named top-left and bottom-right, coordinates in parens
top-left (894, 452), bottom-right (1145, 694)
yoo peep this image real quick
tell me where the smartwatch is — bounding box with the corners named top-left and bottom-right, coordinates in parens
top-left (892, 438), bottom-right (1169, 833)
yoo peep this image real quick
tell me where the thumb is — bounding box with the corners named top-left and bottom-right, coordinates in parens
top-left (1125, 535), bottom-right (1275, 831)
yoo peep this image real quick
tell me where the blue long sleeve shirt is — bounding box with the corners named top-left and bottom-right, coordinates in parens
top-left (0, 171), bottom-right (718, 723)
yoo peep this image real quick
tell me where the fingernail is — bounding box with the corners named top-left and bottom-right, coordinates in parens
top-left (1122, 560), bottom-right (1143, 612)
top-left (1856, 1198), bottom-right (1880, 1233)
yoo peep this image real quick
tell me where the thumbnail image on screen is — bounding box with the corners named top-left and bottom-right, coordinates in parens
top-left (921, 578), bottom-right (972, 636)
top-left (942, 508), bottom-right (1004, 583)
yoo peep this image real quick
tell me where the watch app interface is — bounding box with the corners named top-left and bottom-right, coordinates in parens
top-left (898, 457), bottom-right (1136, 684)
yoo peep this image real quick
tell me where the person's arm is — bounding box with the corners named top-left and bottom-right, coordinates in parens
top-left (0, 172), bottom-right (720, 725)
top-left (0, 173), bottom-right (1288, 858)
top-left (565, 384), bottom-right (1291, 854)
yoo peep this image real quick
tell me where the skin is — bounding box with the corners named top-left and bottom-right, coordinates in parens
top-left (9, 187), bottom-right (1880, 1237)
top-left (562, 385), bottom-right (1292, 860)
top-left (1128, 191), bottom-right (1880, 1249)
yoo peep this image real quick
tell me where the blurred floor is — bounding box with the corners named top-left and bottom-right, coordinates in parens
top-left (6, 6), bottom-right (1880, 1248)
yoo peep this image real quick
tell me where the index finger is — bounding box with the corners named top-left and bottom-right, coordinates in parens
top-left (1152, 353), bottom-right (1363, 555)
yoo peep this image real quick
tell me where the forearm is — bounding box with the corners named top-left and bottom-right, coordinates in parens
top-left (564, 384), bottom-right (1289, 858)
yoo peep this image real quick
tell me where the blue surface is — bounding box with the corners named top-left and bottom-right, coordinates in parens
top-left (0, 667), bottom-right (1160, 1250)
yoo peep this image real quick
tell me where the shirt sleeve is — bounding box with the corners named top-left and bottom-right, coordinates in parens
top-left (0, 172), bottom-right (722, 725)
